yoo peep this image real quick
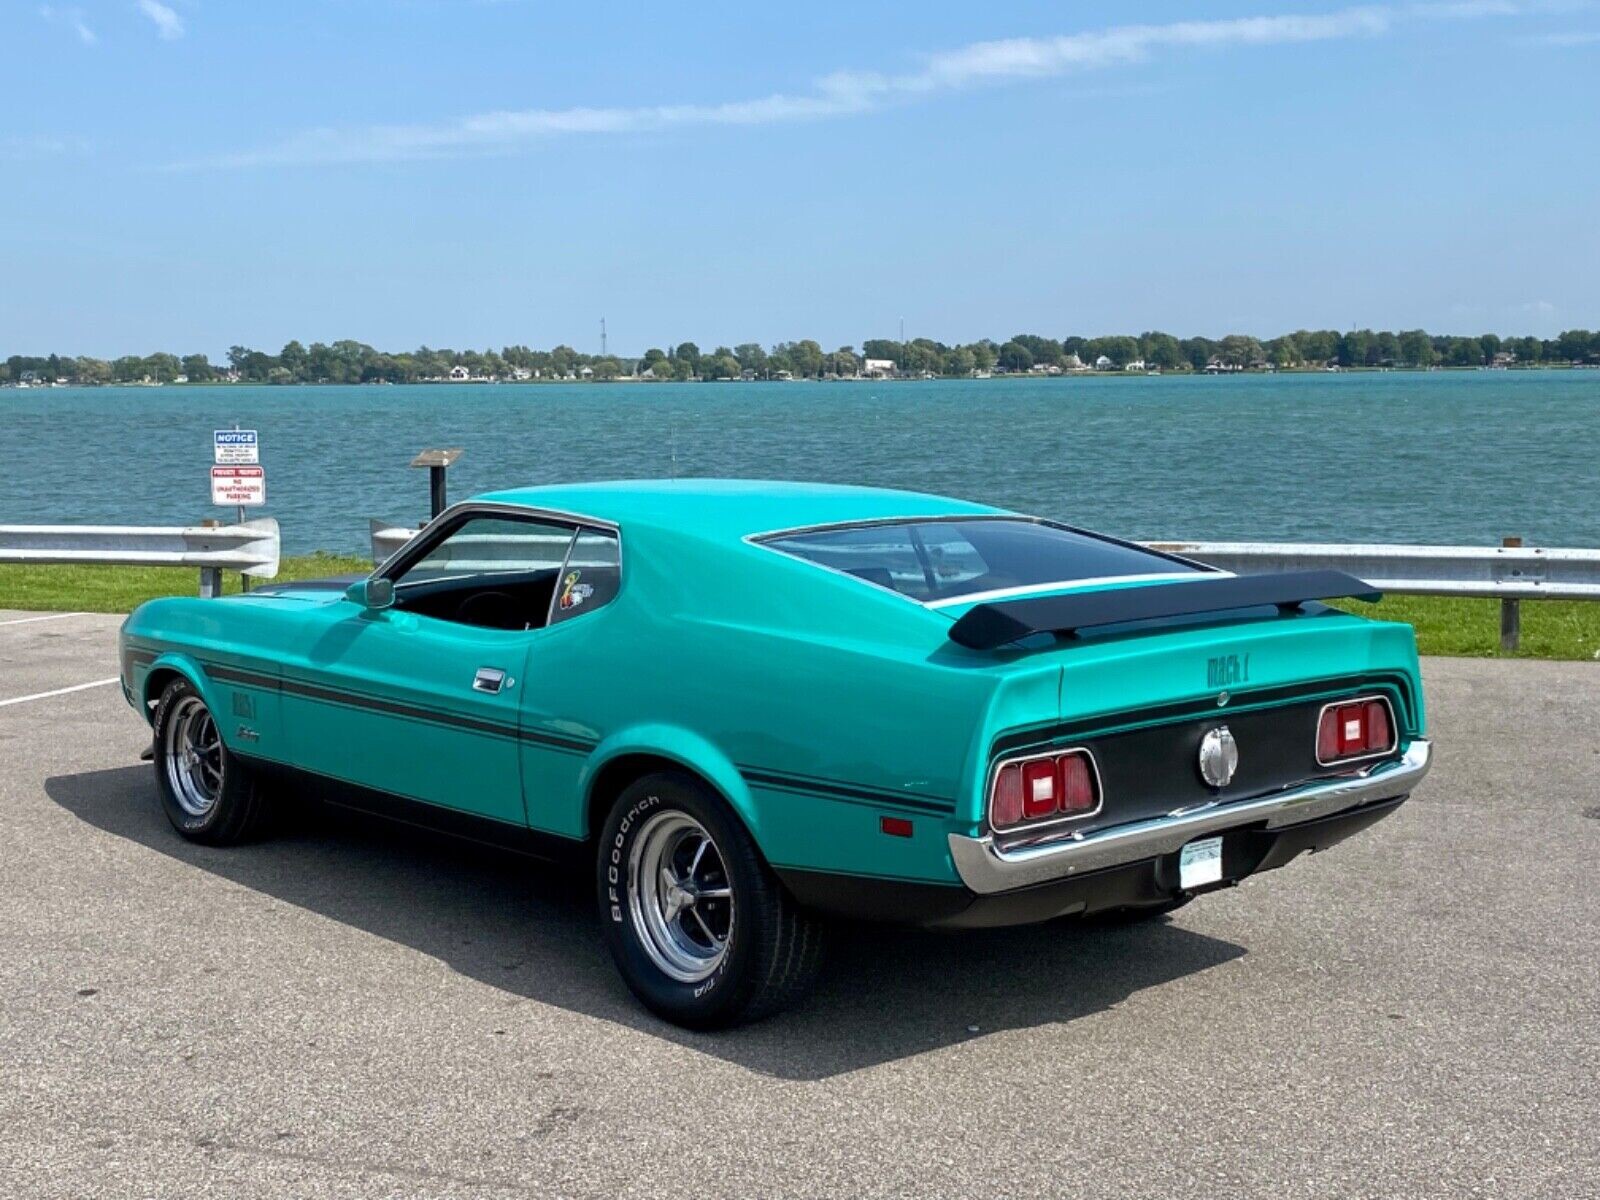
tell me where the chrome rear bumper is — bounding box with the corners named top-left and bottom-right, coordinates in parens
top-left (948, 739), bottom-right (1432, 896)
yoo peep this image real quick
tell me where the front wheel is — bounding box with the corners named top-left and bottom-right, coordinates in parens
top-left (597, 772), bottom-right (825, 1029)
top-left (152, 678), bottom-right (274, 845)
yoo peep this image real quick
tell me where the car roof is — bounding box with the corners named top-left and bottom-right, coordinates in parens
top-left (475, 479), bottom-right (1011, 540)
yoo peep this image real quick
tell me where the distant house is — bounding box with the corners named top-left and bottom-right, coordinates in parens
top-left (510, 367), bottom-right (532, 381)
top-left (1063, 353), bottom-right (1087, 371)
top-left (1123, 359), bottom-right (1146, 372)
top-left (448, 365), bottom-right (470, 381)
top-left (861, 357), bottom-right (896, 379)
top-left (1492, 351), bottom-right (1516, 368)
top-left (578, 365), bottom-right (594, 379)
top-left (1094, 355), bottom-right (1113, 370)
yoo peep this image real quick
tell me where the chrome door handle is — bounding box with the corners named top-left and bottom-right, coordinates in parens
top-left (472, 667), bottom-right (507, 694)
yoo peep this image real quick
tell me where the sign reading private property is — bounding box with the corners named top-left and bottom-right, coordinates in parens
top-left (212, 465), bottom-right (266, 507)
top-left (214, 429), bottom-right (259, 465)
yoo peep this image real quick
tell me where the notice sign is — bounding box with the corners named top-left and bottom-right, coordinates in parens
top-left (214, 429), bottom-right (259, 465)
top-left (212, 465), bottom-right (265, 507)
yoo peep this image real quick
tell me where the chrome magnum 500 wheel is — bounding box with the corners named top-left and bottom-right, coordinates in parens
top-left (598, 771), bottom-right (825, 1029)
top-left (628, 810), bottom-right (734, 983)
top-left (152, 678), bottom-right (274, 845)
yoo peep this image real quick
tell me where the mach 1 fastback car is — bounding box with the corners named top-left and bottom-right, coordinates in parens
top-left (120, 481), bottom-right (1431, 1027)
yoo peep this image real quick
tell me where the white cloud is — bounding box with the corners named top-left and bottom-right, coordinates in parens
top-left (40, 5), bottom-right (96, 44)
top-left (136, 0), bottom-right (184, 40)
top-left (185, 4), bottom-right (1528, 169)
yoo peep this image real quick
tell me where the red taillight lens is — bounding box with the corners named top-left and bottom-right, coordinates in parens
top-left (992, 763), bottom-right (1024, 829)
top-left (1317, 697), bottom-right (1396, 764)
top-left (1364, 699), bottom-right (1390, 752)
top-left (1060, 754), bottom-right (1095, 813)
top-left (991, 751), bottom-right (1098, 830)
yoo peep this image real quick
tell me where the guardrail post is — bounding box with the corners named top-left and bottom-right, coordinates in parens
top-left (198, 567), bottom-right (224, 597)
top-left (1500, 536), bottom-right (1522, 653)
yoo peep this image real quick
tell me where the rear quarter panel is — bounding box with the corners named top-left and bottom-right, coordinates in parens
top-left (519, 529), bottom-right (1007, 884)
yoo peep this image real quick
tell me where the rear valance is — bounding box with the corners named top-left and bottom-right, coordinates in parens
top-left (947, 570), bottom-right (1382, 650)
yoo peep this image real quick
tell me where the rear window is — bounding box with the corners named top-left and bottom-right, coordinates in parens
top-left (759, 518), bottom-right (1201, 604)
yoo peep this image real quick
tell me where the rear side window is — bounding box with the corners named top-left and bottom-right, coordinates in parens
top-left (551, 528), bottom-right (622, 624)
top-left (760, 519), bottom-right (1200, 603)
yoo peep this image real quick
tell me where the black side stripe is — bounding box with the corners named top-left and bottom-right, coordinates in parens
top-left (199, 661), bottom-right (595, 754)
top-left (185, 656), bottom-right (952, 813)
top-left (740, 769), bottom-right (956, 815)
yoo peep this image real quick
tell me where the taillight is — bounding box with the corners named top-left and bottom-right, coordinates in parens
top-left (1316, 696), bottom-right (1397, 766)
top-left (990, 750), bottom-right (1100, 832)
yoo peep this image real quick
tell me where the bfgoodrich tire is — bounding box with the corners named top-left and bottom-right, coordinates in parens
top-left (151, 678), bottom-right (274, 846)
top-left (597, 771), bottom-right (825, 1029)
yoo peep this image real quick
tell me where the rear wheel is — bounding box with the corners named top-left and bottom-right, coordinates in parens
top-left (597, 771), bottom-right (825, 1028)
top-left (152, 678), bottom-right (274, 845)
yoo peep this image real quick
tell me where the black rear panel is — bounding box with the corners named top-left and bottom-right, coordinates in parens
top-left (991, 683), bottom-right (1407, 843)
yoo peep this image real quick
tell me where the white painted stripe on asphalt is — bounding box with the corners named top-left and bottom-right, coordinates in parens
top-left (0, 677), bottom-right (120, 708)
top-left (0, 611), bottom-right (91, 627)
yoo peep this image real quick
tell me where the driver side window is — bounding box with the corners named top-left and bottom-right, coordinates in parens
top-left (394, 515), bottom-right (578, 630)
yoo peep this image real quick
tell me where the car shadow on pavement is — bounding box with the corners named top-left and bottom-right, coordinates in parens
top-left (47, 765), bottom-right (1247, 1082)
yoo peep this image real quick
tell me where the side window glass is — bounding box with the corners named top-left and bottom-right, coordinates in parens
top-left (550, 528), bottom-right (621, 624)
top-left (393, 516), bottom-right (577, 630)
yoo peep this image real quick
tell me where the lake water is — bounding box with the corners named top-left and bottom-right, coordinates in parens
top-left (3, 371), bottom-right (1597, 554)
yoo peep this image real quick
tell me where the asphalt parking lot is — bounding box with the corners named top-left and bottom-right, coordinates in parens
top-left (2, 609), bottom-right (1597, 1198)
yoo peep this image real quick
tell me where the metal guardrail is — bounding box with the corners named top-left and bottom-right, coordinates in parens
top-left (1140, 540), bottom-right (1600, 600)
top-left (371, 520), bottom-right (419, 566)
top-left (1141, 539), bottom-right (1600, 650)
top-left (0, 519), bottom-right (280, 597)
top-left (15, 512), bottom-right (1580, 652)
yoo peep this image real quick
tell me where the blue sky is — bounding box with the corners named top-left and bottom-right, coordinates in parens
top-left (4, 1), bottom-right (1598, 357)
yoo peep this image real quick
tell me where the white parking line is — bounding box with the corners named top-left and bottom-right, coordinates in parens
top-left (0, 612), bottom-right (91, 627)
top-left (0, 678), bottom-right (120, 708)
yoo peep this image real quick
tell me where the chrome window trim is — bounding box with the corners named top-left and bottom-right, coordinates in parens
top-left (986, 745), bottom-right (1105, 839)
top-left (743, 514), bottom-right (1215, 609)
top-left (1314, 693), bottom-right (1400, 768)
top-left (924, 572), bottom-right (1214, 610)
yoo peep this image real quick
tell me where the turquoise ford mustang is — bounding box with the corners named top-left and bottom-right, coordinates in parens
top-left (119, 480), bottom-right (1431, 1027)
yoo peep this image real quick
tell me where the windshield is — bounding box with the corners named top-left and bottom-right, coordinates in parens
top-left (759, 518), bottom-right (1203, 604)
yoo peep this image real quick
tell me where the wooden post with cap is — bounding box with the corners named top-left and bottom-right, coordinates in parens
top-left (411, 448), bottom-right (463, 521)
top-left (1500, 536), bottom-right (1522, 654)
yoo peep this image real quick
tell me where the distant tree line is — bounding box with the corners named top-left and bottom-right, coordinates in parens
top-left (5, 328), bottom-right (1598, 386)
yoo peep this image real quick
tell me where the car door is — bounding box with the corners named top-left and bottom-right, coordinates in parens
top-left (282, 509), bottom-right (579, 828)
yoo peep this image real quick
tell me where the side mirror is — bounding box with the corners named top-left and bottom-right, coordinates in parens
top-left (345, 578), bottom-right (395, 610)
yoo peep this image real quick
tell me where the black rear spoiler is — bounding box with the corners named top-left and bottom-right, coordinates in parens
top-left (947, 570), bottom-right (1382, 650)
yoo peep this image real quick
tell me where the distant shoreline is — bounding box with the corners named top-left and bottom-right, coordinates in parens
top-left (5, 363), bottom-right (1597, 390)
